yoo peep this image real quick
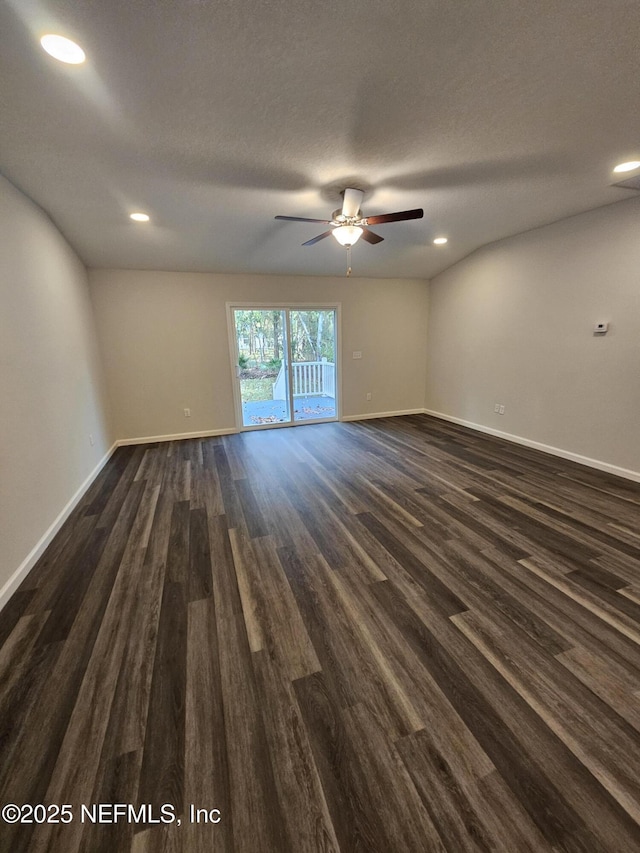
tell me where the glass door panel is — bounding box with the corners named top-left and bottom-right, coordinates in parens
top-left (234, 309), bottom-right (291, 427)
top-left (289, 309), bottom-right (337, 422)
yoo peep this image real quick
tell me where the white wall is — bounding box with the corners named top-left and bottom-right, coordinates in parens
top-left (0, 177), bottom-right (112, 594)
top-left (89, 270), bottom-right (429, 440)
top-left (426, 196), bottom-right (640, 478)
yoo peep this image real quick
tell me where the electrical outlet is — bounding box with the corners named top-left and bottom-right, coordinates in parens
top-left (89, 434), bottom-right (94, 446)
top-left (494, 403), bottom-right (500, 413)
top-left (499, 405), bottom-right (505, 415)
top-left (184, 408), bottom-right (191, 417)
top-left (366, 392), bottom-right (372, 401)
top-left (352, 351), bottom-right (362, 359)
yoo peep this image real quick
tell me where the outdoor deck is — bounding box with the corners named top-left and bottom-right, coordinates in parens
top-left (242, 395), bottom-right (336, 426)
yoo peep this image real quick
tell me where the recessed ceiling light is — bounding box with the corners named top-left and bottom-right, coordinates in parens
top-left (433, 237), bottom-right (448, 245)
top-left (40, 34), bottom-right (86, 65)
top-left (130, 212), bottom-right (150, 222)
top-left (613, 161), bottom-right (640, 173)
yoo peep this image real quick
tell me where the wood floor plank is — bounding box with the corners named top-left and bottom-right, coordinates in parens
top-left (278, 473), bottom-right (364, 571)
top-left (396, 728), bottom-right (513, 853)
top-left (423, 489), bottom-right (533, 561)
top-left (520, 556), bottom-right (640, 645)
top-left (184, 598), bottom-right (231, 852)
top-left (25, 514), bottom-right (100, 618)
top-left (228, 443), bottom-right (322, 553)
top-left (34, 523), bottom-right (111, 646)
top-left (217, 614), bottom-right (290, 853)
top-left (479, 544), bottom-right (640, 683)
top-left (187, 507), bottom-right (213, 602)
top-left (136, 580), bottom-right (187, 820)
top-left (452, 606), bottom-right (640, 824)
top-left (296, 463), bottom-right (369, 515)
top-left (228, 526), bottom-right (267, 653)
top-left (439, 538), bottom-right (572, 655)
top-left (230, 529), bottom-right (321, 679)
top-left (363, 579), bottom-right (496, 780)
top-left (498, 491), bottom-right (640, 561)
top-left (2, 415), bottom-right (640, 852)
top-left (134, 445), bottom-right (161, 482)
top-left (233, 477), bottom-right (268, 538)
top-left (340, 701), bottom-right (448, 851)
top-left (190, 466), bottom-right (224, 515)
top-left (97, 445), bottom-right (146, 530)
top-left (162, 447), bottom-right (191, 504)
top-left (33, 483), bottom-right (157, 851)
top-left (0, 479), bottom-right (146, 853)
top-left (292, 489), bottom-right (388, 583)
top-left (81, 445), bottom-right (138, 518)
top-left (0, 612), bottom-right (55, 752)
top-left (521, 469), bottom-right (640, 528)
top-left (130, 823), bottom-right (183, 853)
top-left (207, 513), bottom-right (243, 621)
top-left (367, 581), bottom-right (640, 851)
top-left (212, 444), bottom-right (244, 528)
top-left (29, 481), bottom-right (158, 853)
top-left (166, 500), bottom-right (191, 584)
top-left (221, 433), bottom-right (248, 479)
top-left (0, 613), bottom-right (44, 694)
top-left (100, 556), bottom-right (165, 759)
top-left (293, 672), bottom-right (420, 853)
top-left (278, 546), bottom-right (407, 732)
top-left (594, 551), bottom-right (640, 586)
top-left (252, 648), bottom-right (340, 852)
top-left (557, 643), bottom-right (640, 733)
top-left (79, 750), bottom-right (142, 853)
top-left (477, 769), bottom-right (557, 853)
top-left (324, 569), bottom-right (424, 738)
top-left (356, 510), bottom-right (469, 616)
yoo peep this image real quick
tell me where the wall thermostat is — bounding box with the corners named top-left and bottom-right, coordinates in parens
top-left (593, 322), bottom-right (608, 334)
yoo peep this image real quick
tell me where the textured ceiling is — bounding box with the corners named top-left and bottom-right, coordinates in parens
top-left (2, 0), bottom-right (640, 279)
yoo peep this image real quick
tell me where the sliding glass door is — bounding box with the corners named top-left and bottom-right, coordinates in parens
top-left (231, 306), bottom-right (338, 429)
top-left (289, 309), bottom-right (337, 423)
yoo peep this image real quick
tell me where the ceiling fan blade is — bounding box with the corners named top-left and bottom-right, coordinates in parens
top-left (360, 228), bottom-right (384, 244)
top-left (365, 208), bottom-right (424, 225)
top-left (302, 230), bottom-right (333, 246)
top-left (275, 215), bottom-right (332, 224)
top-left (341, 188), bottom-right (364, 218)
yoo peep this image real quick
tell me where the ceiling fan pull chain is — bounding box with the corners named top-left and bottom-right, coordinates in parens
top-left (346, 245), bottom-right (352, 277)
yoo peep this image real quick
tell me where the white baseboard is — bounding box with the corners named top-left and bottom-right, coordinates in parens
top-left (342, 408), bottom-right (425, 422)
top-left (0, 442), bottom-right (118, 613)
top-left (423, 409), bottom-right (640, 483)
top-left (116, 427), bottom-right (237, 446)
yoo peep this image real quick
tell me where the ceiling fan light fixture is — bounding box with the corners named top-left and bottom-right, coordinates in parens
top-left (332, 225), bottom-right (363, 246)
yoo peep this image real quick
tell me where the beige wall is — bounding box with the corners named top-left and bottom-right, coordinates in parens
top-left (89, 270), bottom-right (429, 440)
top-left (426, 196), bottom-right (640, 477)
top-left (0, 177), bottom-right (112, 592)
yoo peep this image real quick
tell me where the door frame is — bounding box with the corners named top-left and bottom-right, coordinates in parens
top-left (226, 302), bottom-right (342, 431)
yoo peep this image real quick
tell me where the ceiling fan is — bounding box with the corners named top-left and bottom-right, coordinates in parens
top-left (275, 188), bottom-right (424, 248)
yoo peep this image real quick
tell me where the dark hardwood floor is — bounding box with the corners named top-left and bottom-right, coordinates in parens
top-left (1, 414), bottom-right (640, 852)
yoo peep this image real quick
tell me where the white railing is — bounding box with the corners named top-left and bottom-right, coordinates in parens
top-left (273, 359), bottom-right (335, 400)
